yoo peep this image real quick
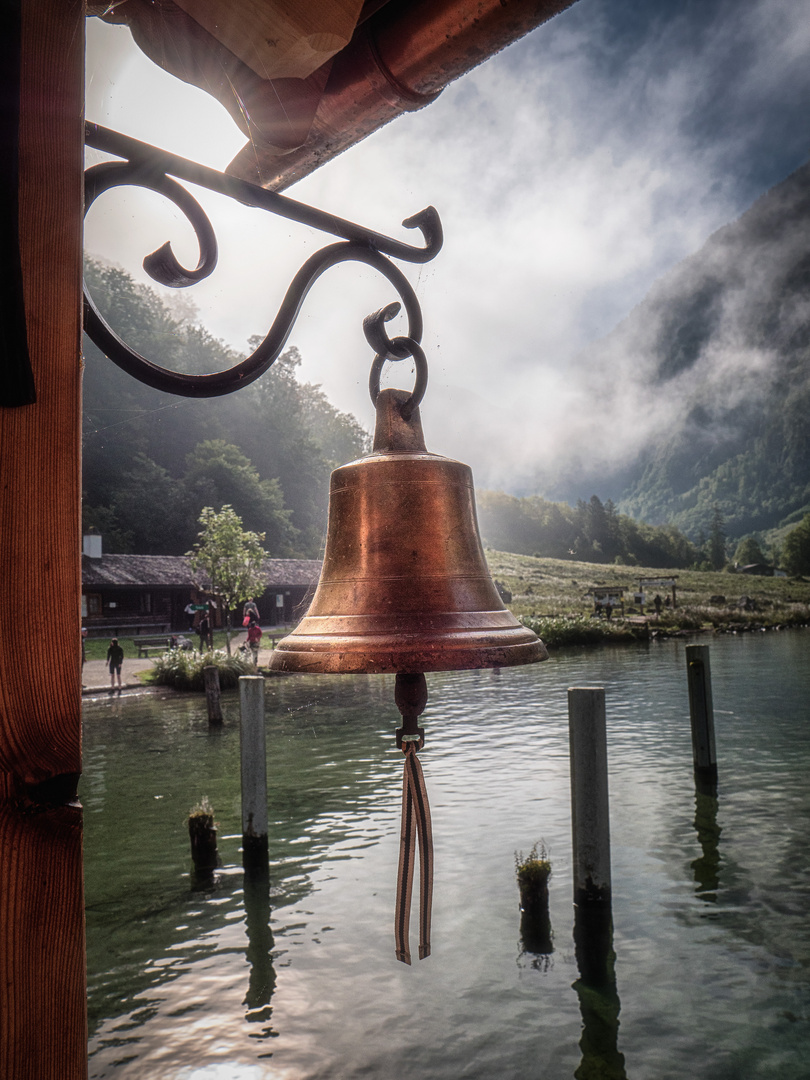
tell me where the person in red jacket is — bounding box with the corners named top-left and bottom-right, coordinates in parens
top-left (246, 619), bottom-right (263, 666)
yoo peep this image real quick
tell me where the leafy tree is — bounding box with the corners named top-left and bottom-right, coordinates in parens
top-left (708, 505), bottom-right (727, 570)
top-left (81, 258), bottom-right (367, 556)
top-left (299, 382), bottom-right (370, 468)
top-left (187, 506), bottom-right (268, 653)
top-left (733, 536), bottom-right (766, 566)
top-left (572, 495), bottom-right (622, 562)
top-left (475, 488), bottom-right (697, 567)
top-left (81, 504), bottom-right (133, 554)
top-left (237, 347), bottom-right (367, 554)
top-left (184, 440), bottom-right (298, 555)
top-left (476, 490), bottom-right (548, 555)
top-left (782, 514), bottom-right (810, 576)
top-left (111, 454), bottom-right (193, 554)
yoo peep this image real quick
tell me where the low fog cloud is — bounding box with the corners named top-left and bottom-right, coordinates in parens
top-left (85, 0), bottom-right (810, 499)
top-left (342, 0), bottom-right (810, 496)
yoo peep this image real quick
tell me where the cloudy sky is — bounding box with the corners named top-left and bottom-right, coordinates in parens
top-left (84, 0), bottom-right (810, 494)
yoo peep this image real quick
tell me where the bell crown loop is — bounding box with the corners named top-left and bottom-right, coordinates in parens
top-left (368, 336), bottom-right (428, 423)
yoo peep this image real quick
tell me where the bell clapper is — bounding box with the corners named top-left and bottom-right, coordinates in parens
top-left (394, 672), bottom-right (433, 964)
top-left (395, 672), bottom-right (427, 749)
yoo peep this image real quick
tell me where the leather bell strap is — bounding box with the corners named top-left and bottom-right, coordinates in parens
top-left (395, 742), bottom-right (433, 964)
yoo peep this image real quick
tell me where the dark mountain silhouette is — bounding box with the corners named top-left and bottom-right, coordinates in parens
top-left (565, 160), bottom-right (810, 540)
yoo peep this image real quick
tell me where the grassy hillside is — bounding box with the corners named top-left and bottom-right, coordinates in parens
top-left (485, 549), bottom-right (810, 643)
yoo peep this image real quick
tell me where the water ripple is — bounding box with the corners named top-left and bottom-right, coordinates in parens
top-left (83, 632), bottom-right (810, 1079)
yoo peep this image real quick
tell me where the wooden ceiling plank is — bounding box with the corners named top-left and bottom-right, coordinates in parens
top-left (171, 0), bottom-right (365, 80)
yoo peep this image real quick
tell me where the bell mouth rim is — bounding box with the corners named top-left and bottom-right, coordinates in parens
top-left (267, 622), bottom-right (548, 674)
top-left (284, 609), bottom-right (528, 631)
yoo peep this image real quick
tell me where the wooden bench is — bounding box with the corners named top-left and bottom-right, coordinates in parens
top-left (86, 622), bottom-right (170, 638)
top-left (136, 636), bottom-right (173, 658)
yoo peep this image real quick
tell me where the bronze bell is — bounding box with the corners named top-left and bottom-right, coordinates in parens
top-left (269, 383), bottom-right (547, 674)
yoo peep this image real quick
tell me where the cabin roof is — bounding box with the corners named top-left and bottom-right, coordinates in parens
top-left (82, 553), bottom-right (322, 589)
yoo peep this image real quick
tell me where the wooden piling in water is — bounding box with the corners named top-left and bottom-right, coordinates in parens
top-left (239, 676), bottom-right (269, 875)
top-left (188, 799), bottom-right (218, 881)
top-left (204, 665), bottom-right (223, 725)
top-left (568, 687), bottom-right (612, 909)
top-left (516, 846), bottom-right (553, 956)
top-left (685, 644), bottom-right (717, 785)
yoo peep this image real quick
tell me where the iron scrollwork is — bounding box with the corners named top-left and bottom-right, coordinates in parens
top-left (83, 122), bottom-right (443, 398)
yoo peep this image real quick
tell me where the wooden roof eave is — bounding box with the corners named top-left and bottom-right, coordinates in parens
top-left (96, 0), bottom-right (578, 191)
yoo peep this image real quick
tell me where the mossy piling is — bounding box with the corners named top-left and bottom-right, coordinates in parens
top-left (516, 843), bottom-right (553, 955)
top-left (188, 796), bottom-right (218, 882)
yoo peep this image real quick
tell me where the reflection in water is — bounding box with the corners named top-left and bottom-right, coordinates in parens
top-left (518, 865), bottom-right (554, 967)
top-left (691, 788), bottom-right (722, 901)
top-left (243, 864), bottom-right (277, 1039)
top-left (573, 905), bottom-right (626, 1080)
top-left (519, 903), bottom-right (554, 963)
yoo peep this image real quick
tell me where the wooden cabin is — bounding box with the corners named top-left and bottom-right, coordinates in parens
top-left (81, 546), bottom-right (322, 634)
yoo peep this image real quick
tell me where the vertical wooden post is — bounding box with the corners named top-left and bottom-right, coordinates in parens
top-left (685, 644), bottom-right (717, 783)
top-left (204, 665), bottom-right (223, 725)
top-left (569, 687), bottom-right (621, 1071)
top-left (0, 2), bottom-right (86, 1077)
top-left (568, 687), bottom-right (612, 908)
top-left (188, 800), bottom-right (219, 885)
top-left (0, 0), bottom-right (83, 790)
top-left (239, 676), bottom-right (268, 874)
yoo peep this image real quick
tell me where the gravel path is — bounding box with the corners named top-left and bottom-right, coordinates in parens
top-left (81, 630), bottom-right (280, 695)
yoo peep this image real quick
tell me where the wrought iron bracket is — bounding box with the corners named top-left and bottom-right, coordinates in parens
top-left (83, 122), bottom-right (443, 398)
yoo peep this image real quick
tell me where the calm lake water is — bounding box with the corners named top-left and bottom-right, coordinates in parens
top-left (82, 630), bottom-right (810, 1080)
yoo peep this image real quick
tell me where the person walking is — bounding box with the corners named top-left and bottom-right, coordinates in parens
top-left (107, 637), bottom-right (124, 693)
top-left (198, 613), bottom-right (210, 652)
top-left (246, 619), bottom-right (263, 666)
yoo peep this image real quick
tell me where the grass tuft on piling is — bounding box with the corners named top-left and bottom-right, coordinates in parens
top-left (188, 796), bottom-right (219, 877)
top-left (189, 795), bottom-right (215, 821)
top-left (515, 841), bottom-right (552, 907)
top-left (516, 842), bottom-right (553, 957)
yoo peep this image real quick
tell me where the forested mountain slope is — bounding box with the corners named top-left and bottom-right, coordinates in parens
top-left (579, 161), bottom-right (810, 539)
top-left (82, 259), bottom-right (368, 556)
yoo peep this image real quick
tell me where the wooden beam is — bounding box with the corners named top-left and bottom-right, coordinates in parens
top-left (0, 1), bottom-right (87, 1077)
top-left (0, 0), bottom-right (84, 791)
top-left (172, 0), bottom-right (364, 80)
top-left (0, 803), bottom-right (86, 1080)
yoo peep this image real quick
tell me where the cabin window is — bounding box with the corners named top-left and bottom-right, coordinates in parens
top-left (83, 593), bottom-right (102, 617)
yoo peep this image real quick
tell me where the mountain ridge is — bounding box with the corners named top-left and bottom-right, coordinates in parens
top-left (560, 158), bottom-right (810, 540)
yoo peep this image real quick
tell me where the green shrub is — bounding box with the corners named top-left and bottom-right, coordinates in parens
top-left (519, 614), bottom-right (634, 648)
top-left (150, 648), bottom-right (253, 691)
top-left (656, 608), bottom-right (705, 630)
